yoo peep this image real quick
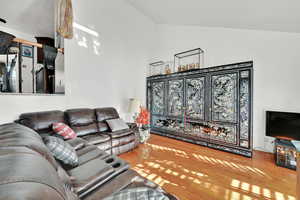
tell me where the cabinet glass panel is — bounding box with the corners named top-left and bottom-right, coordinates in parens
top-left (239, 72), bottom-right (250, 147)
top-left (151, 115), bottom-right (184, 133)
top-left (185, 121), bottom-right (210, 139)
top-left (151, 81), bottom-right (165, 115)
top-left (209, 123), bottom-right (237, 144)
top-left (167, 79), bottom-right (184, 117)
top-left (186, 77), bottom-right (205, 119)
top-left (211, 73), bottom-right (237, 123)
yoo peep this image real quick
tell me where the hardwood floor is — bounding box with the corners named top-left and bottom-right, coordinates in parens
top-left (120, 134), bottom-right (297, 200)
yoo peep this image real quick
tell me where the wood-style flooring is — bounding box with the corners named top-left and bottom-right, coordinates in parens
top-left (120, 134), bottom-right (297, 200)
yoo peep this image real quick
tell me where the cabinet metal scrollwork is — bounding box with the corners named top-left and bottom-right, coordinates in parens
top-left (211, 73), bottom-right (237, 123)
top-left (151, 81), bottom-right (165, 115)
top-left (186, 77), bottom-right (205, 119)
top-left (147, 61), bottom-right (253, 157)
top-left (168, 79), bottom-right (184, 117)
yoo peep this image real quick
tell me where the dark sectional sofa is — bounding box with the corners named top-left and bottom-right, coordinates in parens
top-left (17, 107), bottom-right (139, 155)
top-left (0, 107), bottom-right (178, 200)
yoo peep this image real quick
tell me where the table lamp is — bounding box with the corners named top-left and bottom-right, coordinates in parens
top-left (128, 98), bottom-right (141, 121)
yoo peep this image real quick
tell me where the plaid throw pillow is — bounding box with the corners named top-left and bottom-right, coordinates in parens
top-left (53, 122), bottom-right (77, 140)
top-left (103, 187), bottom-right (169, 200)
top-left (44, 136), bottom-right (79, 166)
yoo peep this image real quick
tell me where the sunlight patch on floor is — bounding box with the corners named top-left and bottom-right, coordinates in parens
top-left (121, 136), bottom-right (297, 200)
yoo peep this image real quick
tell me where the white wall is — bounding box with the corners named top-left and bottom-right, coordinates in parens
top-left (0, 0), bottom-right (157, 123)
top-left (154, 24), bottom-right (300, 151)
top-left (2, 1), bottom-right (300, 153)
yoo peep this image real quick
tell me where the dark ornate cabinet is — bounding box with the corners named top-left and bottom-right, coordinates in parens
top-left (147, 61), bottom-right (253, 157)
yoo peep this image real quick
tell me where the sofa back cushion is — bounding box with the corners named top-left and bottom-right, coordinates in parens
top-left (18, 110), bottom-right (65, 136)
top-left (65, 109), bottom-right (98, 136)
top-left (95, 108), bottom-right (120, 132)
top-left (0, 123), bottom-right (58, 170)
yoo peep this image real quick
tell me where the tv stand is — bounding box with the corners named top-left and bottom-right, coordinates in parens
top-left (275, 138), bottom-right (297, 170)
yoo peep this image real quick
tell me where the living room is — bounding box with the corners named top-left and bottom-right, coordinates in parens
top-left (0, 0), bottom-right (299, 200)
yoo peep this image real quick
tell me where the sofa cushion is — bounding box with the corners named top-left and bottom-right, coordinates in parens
top-left (81, 133), bottom-right (110, 145)
top-left (53, 122), bottom-right (77, 140)
top-left (66, 138), bottom-right (87, 150)
top-left (106, 119), bottom-right (129, 132)
top-left (76, 146), bottom-right (109, 165)
top-left (44, 136), bottom-right (79, 167)
top-left (96, 140), bottom-right (112, 152)
top-left (18, 110), bottom-right (65, 134)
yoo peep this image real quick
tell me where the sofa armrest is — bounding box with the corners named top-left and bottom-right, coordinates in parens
top-left (126, 123), bottom-right (138, 130)
top-left (127, 123), bottom-right (140, 146)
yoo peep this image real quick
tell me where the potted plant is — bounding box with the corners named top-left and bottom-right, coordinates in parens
top-left (135, 106), bottom-right (150, 143)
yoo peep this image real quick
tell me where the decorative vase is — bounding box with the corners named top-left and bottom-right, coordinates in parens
top-left (139, 127), bottom-right (150, 143)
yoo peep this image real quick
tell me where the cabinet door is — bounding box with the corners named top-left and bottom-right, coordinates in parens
top-left (167, 79), bottom-right (184, 117)
top-left (186, 77), bottom-right (205, 120)
top-left (211, 73), bottom-right (238, 123)
top-left (151, 81), bottom-right (165, 115)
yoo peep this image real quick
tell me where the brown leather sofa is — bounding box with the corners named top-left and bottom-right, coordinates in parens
top-left (17, 107), bottom-right (139, 155)
top-left (0, 123), bottom-right (178, 200)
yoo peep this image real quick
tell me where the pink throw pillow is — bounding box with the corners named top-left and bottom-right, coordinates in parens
top-left (53, 123), bottom-right (77, 140)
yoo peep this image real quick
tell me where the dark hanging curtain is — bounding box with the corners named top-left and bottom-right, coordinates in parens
top-left (41, 45), bottom-right (58, 93)
top-left (0, 31), bottom-right (15, 54)
top-left (43, 45), bottom-right (58, 69)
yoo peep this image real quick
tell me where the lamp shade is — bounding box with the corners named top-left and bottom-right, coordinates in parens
top-left (128, 98), bottom-right (141, 113)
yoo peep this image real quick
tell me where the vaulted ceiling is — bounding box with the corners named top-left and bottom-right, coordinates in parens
top-left (0, 0), bottom-right (54, 37)
top-left (1, 0), bottom-right (299, 37)
top-left (126, 0), bottom-right (300, 33)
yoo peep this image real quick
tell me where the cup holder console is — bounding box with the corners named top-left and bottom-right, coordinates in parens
top-left (112, 162), bottom-right (121, 168)
top-left (104, 155), bottom-right (129, 171)
top-left (105, 158), bottom-right (114, 164)
top-left (79, 154), bottom-right (130, 198)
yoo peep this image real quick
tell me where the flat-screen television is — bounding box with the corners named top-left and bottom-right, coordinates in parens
top-left (266, 111), bottom-right (300, 140)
